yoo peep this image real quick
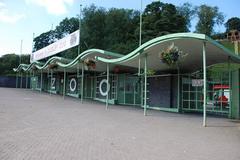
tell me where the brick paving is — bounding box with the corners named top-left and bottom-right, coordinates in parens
top-left (0, 88), bottom-right (240, 160)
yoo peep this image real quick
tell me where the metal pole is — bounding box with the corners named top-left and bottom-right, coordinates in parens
top-left (30, 33), bottom-right (35, 63)
top-left (139, 0), bottom-right (142, 47)
top-left (78, 4), bottom-right (82, 56)
top-left (40, 69), bottom-right (43, 93)
top-left (63, 69), bottom-right (66, 99)
top-left (19, 40), bottom-right (23, 89)
top-left (144, 54), bottom-right (147, 116)
top-left (106, 63), bottom-right (109, 109)
top-left (81, 63), bottom-right (84, 103)
top-left (20, 40), bottom-right (23, 64)
top-left (203, 42), bottom-right (207, 127)
top-left (77, 5), bottom-right (82, 78)
top-left (138, 0), bottom-right (143, 75)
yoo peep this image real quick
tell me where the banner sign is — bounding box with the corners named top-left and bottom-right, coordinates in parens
top-left (32, 30), bottom-right (79, 61)
top-left (192, 79), bottom-right (203, 87)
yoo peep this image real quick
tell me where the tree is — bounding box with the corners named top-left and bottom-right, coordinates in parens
top-left (225, 17), bottom-right (240, 32)
top-left (33, 30), bottom-right (55, 51)
top-left (104, 8), bottom-right (139, 54)
top-left (177, 3), bottom-right (196, 31)
top-left (55, 17), bottom-right (79, 39)
top-left (0, 54), bottom-right (30, 76)
top-left (195, 5), bottom-right (224, 36)
top-left (33, 2), bottom-right (188, 59)
top-left (81, 5), bottom-right (107, 50)
top-left (142, 1), bottom-right (188, 43)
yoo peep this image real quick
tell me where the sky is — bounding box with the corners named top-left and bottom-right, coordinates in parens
top-left (0, 0), bottom-right (239, 57)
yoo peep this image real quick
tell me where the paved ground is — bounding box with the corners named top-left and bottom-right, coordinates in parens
top-left (0, 88), bottom-right (240, 160)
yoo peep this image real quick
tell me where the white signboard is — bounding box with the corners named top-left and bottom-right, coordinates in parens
top-left (192, 79), bottom-right (203, 87)
top-left (32, 30), bottom-right (79, 61)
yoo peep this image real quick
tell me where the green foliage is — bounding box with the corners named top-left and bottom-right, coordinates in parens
top-left (81, 5), bottom-right (107, 50)
top-left (177, 2), bottom-right (196, 31)
top-left (55, 17), bottom-right (79, 39)
top-left (225, 17), bottom-right (240, 32)
top-left (211, 32), bottom-right (226, 40)
top-left (218, 40), bottom-right (240, 53)
top-left (142, 1), bottom-right (188, 43)
top-left (147, 69), bottom-right (156, 76)
top-left (33, 30), bottom-right (55, 51)
top-left (0, 54), bottom-right (30, 76)
top-left (32, 1), bottom-right (189, 59)
top-left (195, 5), bottom-right (224, 36)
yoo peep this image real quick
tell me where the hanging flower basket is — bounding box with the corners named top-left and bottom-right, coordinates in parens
top-left (160, 43), bottom-right (186, 66)
top-left (147, 69), bottom-right (156, 76)
top-left (84, 58), bottom-right (96, 70)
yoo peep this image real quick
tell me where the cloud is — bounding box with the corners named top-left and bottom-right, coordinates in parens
top-left (0, 2), bottom-right (25, 24)
top-left (25, 0), bottom-right (74, 15)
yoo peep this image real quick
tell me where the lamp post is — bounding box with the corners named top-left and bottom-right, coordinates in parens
top-left (138, 0), bottom-right (143, 75)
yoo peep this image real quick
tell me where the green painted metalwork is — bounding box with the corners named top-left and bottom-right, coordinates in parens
top-left (14, 33), bottom-right (240, 74)
top-left (96, 33), bottom-right (240, 64)
top-left (14, 32), bottom-right (240, 119)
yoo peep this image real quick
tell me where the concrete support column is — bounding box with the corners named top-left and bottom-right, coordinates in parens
top-left (32, 70), bottom-right (35, 90)
top-left (177, 67), bottom-right (180, 111)
top-left (63, 69), bottom-right (66, 99)
top-left (20, 72), bottom-right (23, 88)
top-left (50, 69), bottom-right (53, 95)
top-left (25, 72), bottom-right (28, 89)
top-left (40, 70), bottom-right (43, 93)
top-left (144, 55), bottom-right (147, 116)
top-left (202, 42), bottom-right (207, 127)
top-left (106, 63), bottom-right (109, 109)
top-left (81, 63), bottom-right (84, 103)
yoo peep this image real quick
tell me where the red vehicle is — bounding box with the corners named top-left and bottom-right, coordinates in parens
top-left (213, 85), bottom-right (229, 107)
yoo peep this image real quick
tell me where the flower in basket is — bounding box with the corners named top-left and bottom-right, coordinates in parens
top-left (84, 58), bottom-right (96, 70)
top-left (160, 43), bottom-right (186, 66)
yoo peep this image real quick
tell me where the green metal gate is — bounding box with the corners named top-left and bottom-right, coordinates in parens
top-left (117, 74), bottom-right (141, 106)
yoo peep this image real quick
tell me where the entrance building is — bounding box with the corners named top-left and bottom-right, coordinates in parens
top-left (14, 33), bottom-right (240, 125)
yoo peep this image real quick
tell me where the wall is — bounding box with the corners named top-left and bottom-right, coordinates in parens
top-left (0, 75), bottom-right (29, 88)
top-left (231, 69), bottom-right (240, 119)
top-left (148, 75), bottom-right (178, 108)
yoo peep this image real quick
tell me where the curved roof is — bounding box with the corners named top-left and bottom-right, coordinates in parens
top-left (14, 49), bottom-right (122, 72)
top-left (96, 33), bottom-right (240, 73)
top-left (14, 33), bottom-right (240, 73)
